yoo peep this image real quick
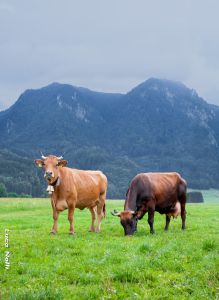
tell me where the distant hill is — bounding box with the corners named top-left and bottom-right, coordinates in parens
top-left (0, 78), bottom-right (219, 198)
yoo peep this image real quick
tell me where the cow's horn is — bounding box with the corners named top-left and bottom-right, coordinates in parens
top-left (57, 156), bottom-right (63, 160)
top-left (111, 210), bottom-right (121, 217)
top-left (40, 152), bottom-right (47, 160)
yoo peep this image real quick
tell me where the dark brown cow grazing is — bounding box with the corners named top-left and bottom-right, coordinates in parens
top-left (35, 155), bottom-right (107, 234)
top-left (112, 172), bottom-right (187, 236)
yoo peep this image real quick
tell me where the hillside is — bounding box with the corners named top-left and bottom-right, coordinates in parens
top-left (0, 78), bottom-right (219, 198)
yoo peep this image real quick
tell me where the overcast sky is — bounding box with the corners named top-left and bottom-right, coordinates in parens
top-left (1, 0), bottom-right (219, 110)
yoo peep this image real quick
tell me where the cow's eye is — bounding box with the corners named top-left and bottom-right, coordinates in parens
top-left (127, 219), bottom-right (134, 226)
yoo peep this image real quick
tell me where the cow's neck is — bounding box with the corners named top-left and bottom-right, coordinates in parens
top-left (50, 177), bottom-right (60, 187)
top-left (47, 176), bottom-right (61, 195)
top-left (124, 189), bottom-right (137, 211)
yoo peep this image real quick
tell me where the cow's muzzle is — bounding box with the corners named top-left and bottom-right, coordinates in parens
top-left (125, 232), bottom-right (134, 236)
top-left (44, 171), bottom-right (53, 180)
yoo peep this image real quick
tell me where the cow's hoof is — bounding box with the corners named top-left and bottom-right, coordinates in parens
top-left (50, 231), bottom-right (56, 235)
top-left (69, 231), bottom-right (75, 235)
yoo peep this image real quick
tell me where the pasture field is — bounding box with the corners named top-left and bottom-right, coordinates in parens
top-left (0, 197), bottom-right (219, 300)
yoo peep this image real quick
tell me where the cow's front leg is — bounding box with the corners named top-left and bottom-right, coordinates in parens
top-left (148, 207), bottom-right (155, 234)
top-left (50, 197), bottom-right (59, 234)
top-left (51, 209), bottom-right (59, 234)
top-left (164, 215), bottom-right (171, 231)
top-left (68, 205), bottom-right (75, 235)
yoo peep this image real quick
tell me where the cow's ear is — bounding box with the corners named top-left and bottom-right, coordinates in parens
top-left (35, 159), bottom-right (44, 167)
top-left (58, 160), bottom-right (68, 167)
top-left (131, 211), bottom-right (137, 217)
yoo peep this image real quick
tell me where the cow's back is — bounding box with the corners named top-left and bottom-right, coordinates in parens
top-left (147, 172), bottom-right (182, 201)
top-left (131, 172), bottom-right (184, 206)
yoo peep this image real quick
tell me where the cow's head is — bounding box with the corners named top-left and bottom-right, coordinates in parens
top-left (111, 210), bottom-right (138, 236)
top-left (35, 155), bottom-right (68, 184)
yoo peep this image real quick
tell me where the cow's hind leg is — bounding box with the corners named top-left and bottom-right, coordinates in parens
top-left (68, 205), bottom-right (75, 235)
top-left (148, 203), bottom-right (155, 234)
top-left (96, 192), bottom-right (106, 233)
top-left (181, 202), bottom-right (186, 230)
top-left (51, 209), bottom-right (59, 234)
top-left (89, 207), bottom-right (96, 232)
top-left (164, 215), bottom-right (171, 231)
top-left (179, 182), bottom-right (187, 230)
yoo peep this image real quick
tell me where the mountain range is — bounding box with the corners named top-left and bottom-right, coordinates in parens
top-left (0, 78), bottom-right (219, 198)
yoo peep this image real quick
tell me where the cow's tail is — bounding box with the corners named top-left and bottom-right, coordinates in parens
top-left (103, 203), bottom-right (106, 218)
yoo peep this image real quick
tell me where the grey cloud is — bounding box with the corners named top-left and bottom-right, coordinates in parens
top-left (1, 0), bottom-right (219, 109)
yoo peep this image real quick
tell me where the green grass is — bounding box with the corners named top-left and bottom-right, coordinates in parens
top-left (0, 198), bottom-right (219, 300)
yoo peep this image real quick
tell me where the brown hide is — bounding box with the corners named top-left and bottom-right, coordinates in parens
top-left (53, 167), bottom-right (107, 212)
top-left (129, 172), bottom-right (186, 217)
top-left (35, 155), bottom-right (107, 234)
top-left (113, 172), bottom-right (187, 235)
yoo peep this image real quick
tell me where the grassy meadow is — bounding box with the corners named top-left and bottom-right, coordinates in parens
top-left (0, 196), bottom-right (219, 299)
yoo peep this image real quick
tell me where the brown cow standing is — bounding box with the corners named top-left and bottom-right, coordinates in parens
top-left (35, 155), bottom-right (107, 234)
top-left (112, 172), bottom-right (187, 235)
